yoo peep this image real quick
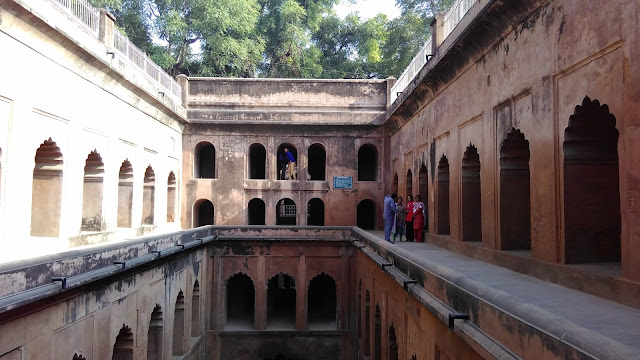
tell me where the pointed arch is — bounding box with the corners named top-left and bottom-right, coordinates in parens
top-left (31, 138), bottom-right (63, 237)
top-left (406, 168), bottom-right (413, 198)
top-left (419, 163), bottom-right (429, 231)
top-left (563, 96), bottom-right (620, 263)
top-left (117, 160), bottom-right (134, 228)
top-left (500, 128), bottom-right (531, 250)
top-left (307, 273), bottom-right (336, 328)
top-left (389, 323), bottom-right (398, 360)
top-left (172, 291), bottom-right (185, 356)
top-left (437, 155), bottom-right (450, 235)
top-left (81, 150), bottom-right (104, 231)
top-left (392, 173), bottom-right (399, 195)
top-left (112, 324), bottom-right (133, 360)
top-left (142, 166), bottom-right (155, 225)
top-left (191, 280), bottom-right (200, 336)
top-left (226, 273), bottom-right (255, 329)
top-left (167, 171), bottom-right (176, 222)
top-left (147, 305), bottom-right (163, 360)
top-left (267, 273), bottom-right (296, 328)
top-left (364, 290), bottom-right (370, 356)
top-left (462, 145), bottom-right (481, 242)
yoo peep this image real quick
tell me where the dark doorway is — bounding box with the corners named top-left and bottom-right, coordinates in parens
top-left (374, 305), bottom-right (381, 360)
top-left (358, 144), bottom-right (378, 181)
top-left (308, 143), bottom-right (326, 180)
top-left (389, 324), bottom-right (398, 360)
top-left (267, 273), bottom-right (296, 328)
top-left (357, 199), bottom-right (376, 230)
top-left (307, 273), bottom-right (336, 329)
top-left (226, 273), bottom-right (255, 329)
top-left (307, 198), bottom-right (325, 226)
top-left (193, 199), bottom-right (214, 227)
top-left (191, 280), bottom-right (200, 336)
top-left (563, 96), bottom-right (620, 263)
top-left (277, 143), bottom-right (297, 180)
top-left (194, 142), bottom-right (215, 178)
top-left (462, 145), bottom-right (481, 242)
top-left (500, 128), bottom-right (531, 250)
top-left (276, 198), bottom-right (296, 225)
top-left (437, 156), bottom-right (450, 235)
top-left (419, 164), bottom-right (429, 231)
top-left (248, 198), bottom-right (266, 225)
top-left (406, 169), bottom-right (413, 198)
top-left (249, 143), bottom-right (266, 179)
top-left (112, 324), bottom-right (133, 360)
top-left (147, 305), bottom-right (163, 360)
top-left (172, 291), bottom-right (185, 356)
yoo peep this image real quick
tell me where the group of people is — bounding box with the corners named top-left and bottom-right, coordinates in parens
top-left (383, 193), bottom-right (425, 244)
top-left (278, 148), bottom-right (296, 180)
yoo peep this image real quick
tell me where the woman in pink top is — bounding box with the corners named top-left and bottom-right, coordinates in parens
top-left (405, 195), bottom-right (414, 242)
top-left (412, 195), bottom-right (425, 243)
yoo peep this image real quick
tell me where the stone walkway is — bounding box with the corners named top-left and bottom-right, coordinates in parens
top-left (368, 231), bottom-right (640, 356)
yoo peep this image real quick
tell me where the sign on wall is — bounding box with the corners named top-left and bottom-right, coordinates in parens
top-left (333, 176), bottom-right (353, 189)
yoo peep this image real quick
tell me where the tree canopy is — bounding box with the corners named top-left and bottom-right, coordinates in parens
top-left (89, 0), bottom-right (455, 78)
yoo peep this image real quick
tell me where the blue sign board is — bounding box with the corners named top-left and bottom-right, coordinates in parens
top-left (333, 176), bottom-right (353, 189)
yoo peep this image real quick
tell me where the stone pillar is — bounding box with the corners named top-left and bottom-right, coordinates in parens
top-left (256, 255), bottom-right (267, 330)
top-left (177, 74), bottom-right (189, 108)
top-left (431, 13), bottom-right (445, 54)
top-left (386, 77), bottom-right (397, 107)
top-left (296, 254), bottom-right (307, 330)
top-left (98, 10), bottom-right (116, 48)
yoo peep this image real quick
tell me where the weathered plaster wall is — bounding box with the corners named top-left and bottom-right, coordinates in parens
top-left (0, 0), bottom-right (186, 262)
top-left (387, 0), bottom-right (640, 280)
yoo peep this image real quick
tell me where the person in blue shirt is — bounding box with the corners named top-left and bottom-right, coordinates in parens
top-left (383, 193), bottom-right (398, 242)
top-left (284, 148), bottom-right (296, 180)
top-left (278, 152), bottom-right (287, 180)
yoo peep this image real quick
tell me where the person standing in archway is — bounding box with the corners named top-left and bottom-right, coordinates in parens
top-left (413, 195), bottom-right (425, 243)
top-left (284, 148), bottom-right (296, 180)
top-left (405, 195), bottom-right (414, 242)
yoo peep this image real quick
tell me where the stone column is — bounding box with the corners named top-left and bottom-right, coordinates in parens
top-left (296, 254), bottom-right (307, 330)
top-left (430, 13), bottom-right (445, 54)
top-left (255, 255), bottom-right (267, 330)
top-left (177, 74), bottom-right (189, 109)
top-left (386, 77), bottom-right (397, 107)
top-left (98, 10), bottom-right (116, 48)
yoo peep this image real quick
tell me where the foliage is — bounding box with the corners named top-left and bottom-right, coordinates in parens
top-left (88, 0), bottom-right (456, 79)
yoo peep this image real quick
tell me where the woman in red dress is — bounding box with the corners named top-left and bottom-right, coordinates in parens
top-left (405, 195), bottom-right (414, 242)
top-left (412, 195), bottom-right (425, 243)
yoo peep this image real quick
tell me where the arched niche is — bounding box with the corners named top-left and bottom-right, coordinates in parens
top-left (194, 142), bottom-right (215, 179)
top-left (31, 138), bottom-right (63, 237)
top-left (117, 160), bottom-right (134, 228)
top-left (307, 198), bottom-right (325, 226)
top-left (81, 150), bottom-right (104, 231)
top-left (461, 145), bottom-right (481, 242)
top-left (308, 143), bottom-right (326, 181)
top-left (248, 198), bottom-right (266, 225)
top-left (193, 199), bottom-right (214, 227)
top-left (249, 143), bottom-right (266, 179)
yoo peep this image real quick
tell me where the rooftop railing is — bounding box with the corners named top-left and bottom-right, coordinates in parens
top-left (389, 0), bottom-right (478, 103)
top-left (53, 0), bottom-right (100, 35)
top-left (51, 0), bottom-right (182, 103)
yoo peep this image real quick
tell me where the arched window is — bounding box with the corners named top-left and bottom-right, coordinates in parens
top-left (357, 199), bottom-right (375, 230)
top-left (194, 142), bottom-right (215, 179)
top-left (462, 145), bottom-right (481, 242)
top-left (172, 291), bottom-right (185, 356)
top-left (112, 324), bottom-right (133, 360)
top-left (374, 305), bottom-right (381, 360)
top-left (248, 198), bottom-right (265, 225)
top-left (406, 169), bottom-right (413, 198)
top-left (193, 199), bottom-right (214, 227)
top-left (389, 324), bottom-right (398, 360)
top-left (142, 166), bottom-right (155, 225)
top-left (81, 150), bottom-right (104, 231)
top-left (392, 173), bottom-right (398, 195)
top-left (563, 96), bottom-right (620, 263)
top-left (117, 160), bottom-right (133, 228)
top-left (437, 156), bottom-right (450, 235)
top-left (419, 164), bottom-right (429, 231)
top-left (191, 280), bottom-right (200, 336)
top-left (364, 290), bottom-right (370, 356)
top-left (31, 138), bottom-right (63, 237)
top-left (277, 143), bottom-right (297, 180)
top-left (276, 198), bottom-right (296, 225)
top-left (167, 172), bottom-right (176, 222)
top-left (147, 305), bottom-right (163, 360)
top-left (307, 198), bottom-right (324, 226)
top-left (73, 354), bottom-right (86, 360)
top-left (308, 143), bottom-right (326, 181)
top-left (226, 273), bottom-right (255, 329)
top-left (307, 273), bottom-right (336, 328)
top-left (358, 144), bottom-right (378, 181)
top-left (249, 143), bottom-right (266, 179)
top-left (500, 128), bottom-right (531, 250)
top-left (267, 273), bottom-right (296, 328)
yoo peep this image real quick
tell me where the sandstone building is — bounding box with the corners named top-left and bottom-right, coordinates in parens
top-left (0, 0), bottom-right (639, 359)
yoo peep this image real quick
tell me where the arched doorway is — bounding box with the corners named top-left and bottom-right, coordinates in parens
top-left (405, 169), bottom-right (413, 198)
top-left (307, 273), bottom-right (336, 329)
top-left (277, 143), bottom-right (297, 180)
top-left (276, 198), bottom-right (296, 225)
top-left (226, 273), bottom-right (255, 329)
top-left (308, 143), bottom-right (326, 180)
top-left (267, 273), bottom-right (296, 328)
top-left (437, 155), bottom-right (450, 235)
top-left (31, 138), bottom-right (63, 237)
top-left (147, 305), bottom-right (163, 360)
top-left (419, 164), bottom-right (429, 231)
top-left (112, 324), bottom-right (133, 360)
top-left (357, 199), bottom-right (376, 230)
top-left (193, 199), bottom-right (214, 227)
top-left (358, 144), bottom-right (378, 181)
top-left (307, 198), bottom-right (325, 226)
top-left (117, 160), bottom-right (134, 228)
top-left (462, 145), bottom-right (481, 242)
top-left (194, 142), bottom-right (215, 178)
top-left (142, 166), bottom-right (155, 225)
top-left (172, 291), bottom-right (185, 356)
top-left (248, 198), bottom-right (266, 225)
top-left (81, 150), bottom-right (104, 231)
top-left (249, 143), bottom-right (266, 179)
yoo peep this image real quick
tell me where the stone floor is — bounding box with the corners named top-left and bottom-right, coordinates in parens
top-left (368, 231), bottom-right (640, 356)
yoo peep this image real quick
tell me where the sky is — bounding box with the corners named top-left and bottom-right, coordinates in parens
top-left (333, 0), bottom-right (401, 20)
